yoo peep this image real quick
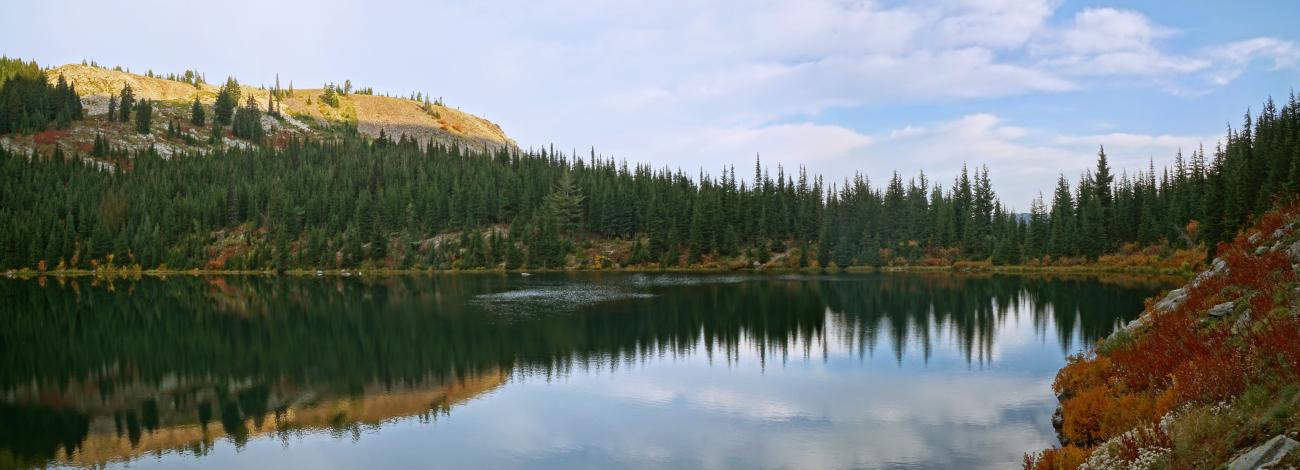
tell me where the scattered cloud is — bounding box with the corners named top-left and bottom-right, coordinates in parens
top-left (1205, 37), bottom-right (1300, 85)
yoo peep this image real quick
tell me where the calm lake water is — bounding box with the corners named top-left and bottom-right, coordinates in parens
top-left (0, 273), bottom-right (1179, 469)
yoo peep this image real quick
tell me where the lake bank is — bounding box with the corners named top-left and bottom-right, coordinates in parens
top-left (3, 261), bottom-right (1199, 280)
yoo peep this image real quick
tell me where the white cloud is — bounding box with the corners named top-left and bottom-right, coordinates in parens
top-left (1205, 37), bottom-right (1300, 85)
top-left (1055, 7), bottom-right (1176, 55)
top-left (1029, 7), bottom-right (1297, 92)
top-left (932, 0), bottom-right (1056, 49)
top-left (1032, 7), bottom-right (1208, 78)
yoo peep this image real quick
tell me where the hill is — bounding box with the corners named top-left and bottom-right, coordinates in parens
top-left (0, 63), bottom-right (514, 158)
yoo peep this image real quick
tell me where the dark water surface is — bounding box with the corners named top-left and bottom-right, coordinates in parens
top-left (0, 273), bottom-right (1179, 469)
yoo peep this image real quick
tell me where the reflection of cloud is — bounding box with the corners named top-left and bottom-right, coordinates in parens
top-left (607, 380), bottom-right (678, 406)
top-left (689, 386), bottom-right (804, 422)
top-left (556, 317), bottom-right (1064, 468)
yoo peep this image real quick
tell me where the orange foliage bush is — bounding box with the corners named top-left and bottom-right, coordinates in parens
top-left (1053, 354), bottom-right (1113, 397)
top-left (1059, 385), bottom-right (1158, 446)
top-left (1023, 445), bottom-right (1090, 470)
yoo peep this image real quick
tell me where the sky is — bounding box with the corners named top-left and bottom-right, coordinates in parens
top-left (4, 0), bottom-right (1298, 208)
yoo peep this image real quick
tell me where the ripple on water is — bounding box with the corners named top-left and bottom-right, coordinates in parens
top-left (472, 284), bottom-right (655, 315)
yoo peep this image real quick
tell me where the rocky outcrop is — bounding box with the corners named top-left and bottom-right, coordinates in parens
top-left (1154, 287), bottom-right (1188, 313)
top-left (1209, 301), bottom-right (1235, 317)
top-left (1227, 434), bottom-right (1299, 470)
top-left (1193, 257), bottom-right (1229, 288)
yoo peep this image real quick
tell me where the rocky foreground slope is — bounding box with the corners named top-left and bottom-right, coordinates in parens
top-left (1026, 202), bottom-right (1300, 469)
top-left (0, 64), bottom-right (514, 158)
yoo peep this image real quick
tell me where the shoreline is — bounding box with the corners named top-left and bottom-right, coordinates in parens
top-left (3, 263), bottom-right (1198, 280)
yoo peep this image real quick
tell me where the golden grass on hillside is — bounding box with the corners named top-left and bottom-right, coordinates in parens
top-left (42, 64), bottom-right (515, 151)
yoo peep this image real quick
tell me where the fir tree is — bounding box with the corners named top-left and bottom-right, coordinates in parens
top-left (134, 99), bottom-right (152, 134)
top-left (117, 84), bottom-right (134, 122)
top-left (191, 97), bottom-right (205, 126)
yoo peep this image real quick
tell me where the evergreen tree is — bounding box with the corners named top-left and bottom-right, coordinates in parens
top-left (134, 99), bottom-right (152, 134)
top-left (213, 77), bottom-right (240, 125)
top-left (191, 97), bottom-right (205, 126)
top-left (117, 84), bottom-right (134, 122)
top-left (231, 96), bottom-right (264, 141)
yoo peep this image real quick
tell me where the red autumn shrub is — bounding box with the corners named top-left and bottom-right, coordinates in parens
top-left (1023, 445), bottom-right (1090, 470)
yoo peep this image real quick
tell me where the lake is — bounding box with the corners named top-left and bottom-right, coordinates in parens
top-left (0, 272), bottom-right (1179, 469)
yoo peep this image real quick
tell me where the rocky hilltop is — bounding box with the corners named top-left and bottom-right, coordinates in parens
top-left (0, 63), bottom-right (514, 158)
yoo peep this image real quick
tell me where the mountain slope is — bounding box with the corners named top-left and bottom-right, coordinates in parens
top-left (0, 64), bottom-right (514, 156)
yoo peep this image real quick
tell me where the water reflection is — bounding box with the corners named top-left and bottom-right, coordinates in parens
top-left (0, 273), bottom-right (1177, 469)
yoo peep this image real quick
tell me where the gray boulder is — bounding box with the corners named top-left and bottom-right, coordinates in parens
top-left (1154, 288), bottom-right (1188, 313)
top-left (1193, 258), bottom-right (1229, 288)
top-left (1227, 434), bottom-right (1299, 470)
top-left (1208, 301), bottom-right (1235, 318)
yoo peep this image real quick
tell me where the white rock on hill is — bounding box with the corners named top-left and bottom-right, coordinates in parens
top-left (1227, 434), bottom-right (1299, 470)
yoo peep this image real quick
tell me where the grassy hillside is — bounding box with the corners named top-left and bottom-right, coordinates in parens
top-left (0, 63), bottom-right (513, 158)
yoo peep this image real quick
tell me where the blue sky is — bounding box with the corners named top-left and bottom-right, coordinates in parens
top-left (3, 0), bottom-right (1298, 207)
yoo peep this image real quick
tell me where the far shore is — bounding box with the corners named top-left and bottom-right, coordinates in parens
top-left (2, 263), bottom-right (1198, 280)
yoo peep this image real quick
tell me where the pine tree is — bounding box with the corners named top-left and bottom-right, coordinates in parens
top-left (134, 99), bottom-right (152, 134)
top-left (191, 97), bottom-right (205, 126)
top-left (117, 84), bottom-right (134, 122)
top-left (231, 96), bottom-right (264, 141)
top-left (213, 77), bottom-right (240, 125)
top-left (1093, 146), bottom-right (1115, 251)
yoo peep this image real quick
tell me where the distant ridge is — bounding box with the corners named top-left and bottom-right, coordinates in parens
top-left (0, 63), bottom-right (514, 157)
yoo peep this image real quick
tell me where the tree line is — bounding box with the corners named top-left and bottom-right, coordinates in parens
top-left (0, 86), bottom-right (1297, 271)
top-left (0, 56), bottom-right (84, 134)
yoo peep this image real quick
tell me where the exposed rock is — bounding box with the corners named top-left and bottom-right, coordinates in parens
top-left (1255, 246), bottom-right (1268, 256)
top-left (1231, 309), bottom-right (1253, 335)
top-left (1289, 241), bottom-right (1300, 262)
top-left (1154, 288), bottom-right (1188, 313)
top-left (1248, 232), bottom-right (1262, 245)
top-left (1274, 228), bottom-right (1286, 240)
top-left (1120, 316), bottom-right (1149, 334)
top-left (1227, 434), bottom-right (1299, 470)
top-left (1193, 258), bottom-right (1229, 288)
top-left (1209, 301), bottom-right (1235, 318)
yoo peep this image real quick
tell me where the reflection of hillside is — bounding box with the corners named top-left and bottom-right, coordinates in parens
top-left (48, 370), bottom-right (506, 468)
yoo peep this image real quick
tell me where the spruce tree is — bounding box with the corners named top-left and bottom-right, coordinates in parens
top-left (214, 77), bottom-right (240, 125)
top-left (117, 84), bottom-right (134, 122)
top-left (134, 99), bottom-right (152, 134)
top-left (191, 97), bottom-right (205, 126)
